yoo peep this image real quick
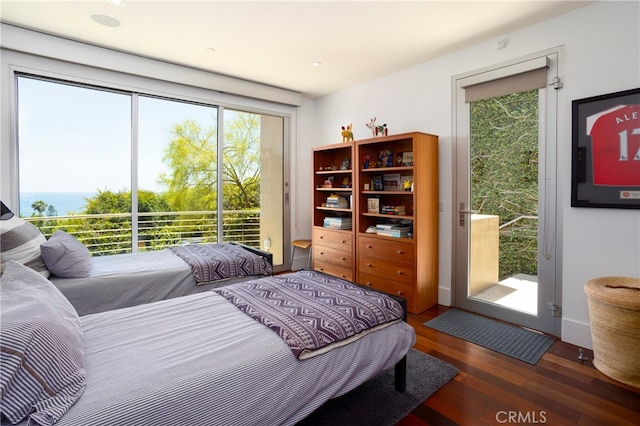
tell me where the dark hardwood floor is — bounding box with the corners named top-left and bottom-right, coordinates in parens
top-left (398, 305), bottom-right (640, 426)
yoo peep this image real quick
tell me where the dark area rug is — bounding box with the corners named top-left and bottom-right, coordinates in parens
top-left (424, 308), bottom-right (555, 365)
top-left (296, 348), bottom-right (458, 426)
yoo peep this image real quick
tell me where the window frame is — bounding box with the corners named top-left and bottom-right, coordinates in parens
top-left (2, 48), bottom-right (294, 269)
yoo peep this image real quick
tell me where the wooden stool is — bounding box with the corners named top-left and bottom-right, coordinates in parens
top-left (291, 239), bottom-right (312, 271)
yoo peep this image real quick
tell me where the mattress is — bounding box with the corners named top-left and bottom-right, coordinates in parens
top-left (50, 249), bottom-right (263, 316)
top-left (3, 289), bottom-right (415, 426)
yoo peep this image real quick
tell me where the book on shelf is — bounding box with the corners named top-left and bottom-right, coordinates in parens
top-left (375, 223), bottom-right (412, 237)
top-left (371, 175), bottom-right (383, 191)
top-left (367, 197), bottom-right (380, 213)
top-left (379, 149), bottom-right (394, 167)
top-left (402, 151), bottom-right (414, 166)
top-left (381, 205), bottom-right (406, 215)
top-left (325, 194), bottom-right (348, 208)
top-left (383, 173), bottom-right (401, 191)
top-left (323, 217), bottom-right (352, 230)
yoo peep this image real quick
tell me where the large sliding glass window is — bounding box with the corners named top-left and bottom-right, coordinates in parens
top-left (16, 74), bottom-right (284, 265)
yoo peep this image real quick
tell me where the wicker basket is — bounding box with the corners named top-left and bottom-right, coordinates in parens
top-left (584, 276), bottom-right (640, 388)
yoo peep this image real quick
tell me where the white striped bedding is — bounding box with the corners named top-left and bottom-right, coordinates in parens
top-left (2, 288), bottom-right (415, 426)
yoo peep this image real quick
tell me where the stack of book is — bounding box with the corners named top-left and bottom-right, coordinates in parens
top-left (326, 194), bottom-right (348, 208)
top-left (381, 205), bottom-right (406, 215)
top-left (376, 223), bottom-right (411, 238)
top-left (323, 217), bottom-right (352, 230)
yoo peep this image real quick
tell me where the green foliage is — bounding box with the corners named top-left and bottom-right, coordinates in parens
top-left (32, 113), bottom-right (264, 255)
top-left (470, 90), bottom-right (539, 279)
top-left (30, 200), bottom-right (47, 216)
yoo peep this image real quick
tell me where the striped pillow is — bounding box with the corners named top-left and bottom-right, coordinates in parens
top-left (0, 215), bottom-right (50, 278)
top-left (0, 261), bottom-right (85, 425)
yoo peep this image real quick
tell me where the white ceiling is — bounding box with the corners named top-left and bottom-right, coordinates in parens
top-left (0, 0), bottom-right (593, 98)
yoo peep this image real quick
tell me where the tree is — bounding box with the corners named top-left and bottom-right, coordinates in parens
top-left (31, 200), bottom-right (47, 216)
top-left (222, 113), bottom-right (261, 210)
top-left (470, 90), bottom-right (539, 278)
top-left (159, 120), bottom-right (218, 212)
top-left (160, 113), bottom-right (262, 211)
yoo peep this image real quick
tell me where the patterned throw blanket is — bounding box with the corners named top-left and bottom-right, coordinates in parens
top-left (170, 243), bottom-right (272, 284)
top-left (213, 270), bottom-right (404, 359)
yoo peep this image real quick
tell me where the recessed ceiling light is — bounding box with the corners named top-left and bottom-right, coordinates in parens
top-left (91, 13), bottom-right (120, 28)
top-left (312, 61), bottom-right (322, 68)
top-left (206, 47), bottom-right (216, 53)
top-left (110, 0), bottom-right (126, 6)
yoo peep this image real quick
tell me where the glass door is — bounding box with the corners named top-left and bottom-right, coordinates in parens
top-left (454, 52), bottom-right (561, 335)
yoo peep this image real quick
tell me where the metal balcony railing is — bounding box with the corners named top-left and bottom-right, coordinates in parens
top-left (25, 210), bottom-right (261, 256)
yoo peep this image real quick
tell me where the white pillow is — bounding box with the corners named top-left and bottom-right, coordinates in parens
top-left (40, 230), bottom-right (91, 278)
top-left (0, 215), bottom-right (50, 278)
top-left (0, 261), bottom-right (85, 425)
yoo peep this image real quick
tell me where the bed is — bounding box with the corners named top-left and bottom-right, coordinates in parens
top-left (0, 215), bottom-right (273, 316)
top-left (0, 262), bottom-right (415, 426)
top-left (49, 240), bottom-right (273, 316)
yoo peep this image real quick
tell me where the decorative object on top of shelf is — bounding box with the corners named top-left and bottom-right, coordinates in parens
top-left (365, 117), bottom-right (388, 137)
top-left (379, 149), bottom-right (394, 167)
top-left (341, 124), bottom-right (354, 143)
top-left (341, 176), bottom-right (351, 188)
top-left (366, 117), bottom-right (377, 137)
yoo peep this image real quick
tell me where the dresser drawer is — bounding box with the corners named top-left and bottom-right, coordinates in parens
top-left (358, 254), bottom-right (414, 284)
top-left (314, 261), bottom-right (353, 281)
top-left (314, 244), bottom-right (353, 268)
top-left (358, 272), bottom-right (414, 301)
top-left (358, 236), bottom-right (414, 264)
top-left (313, 228), bottom-right (352, 251)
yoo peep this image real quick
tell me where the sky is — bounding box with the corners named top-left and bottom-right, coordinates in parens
top-left (18, 76), bottom-right (217, 193)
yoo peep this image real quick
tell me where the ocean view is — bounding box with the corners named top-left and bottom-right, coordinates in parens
top-left (20, 192), bottom-right (95, 216)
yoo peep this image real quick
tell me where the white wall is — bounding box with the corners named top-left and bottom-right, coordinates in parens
top-left (296, 0), bottom-right (640, 348)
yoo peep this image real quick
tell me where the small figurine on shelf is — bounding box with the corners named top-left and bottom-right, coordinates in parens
top-left (362, 154), bottom-right (372, 169)
top-left (340, 157), bottom-right (350, 170)
top-left (365, 117), bottom-right (377, 137)
top-left (375, 123), bottom-right (388, 137)
top-left (402, 178), bottom-right (413, 191)
top-left (341, 124), bottom-right (354, 143)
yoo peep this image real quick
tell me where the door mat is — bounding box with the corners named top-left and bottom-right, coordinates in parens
top-left (424, 308), bottom-right (555, 365)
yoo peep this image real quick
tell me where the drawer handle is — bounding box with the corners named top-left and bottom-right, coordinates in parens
top-left (397, 250), bottom-right (403, 254)
top-left (367, 263), bottom-right (372, 267)
top-left (341, 275), bottom-right (346, 278)
top-left (367, 244), bottom-right (372, 249)
top-left (397, 291), bottom-right (403, 295)
top-left (320, 235), bottom-right (324, 239)
top-left (340, 257), bottom-right (346, 261)
top-left (397, 271), bottom-right (403, 275)
top-left (320, 252), bottom-right (324, 255)
top-left (366, 282), bottom-right (372, 286)
top-left (340, 240), bottom-right (346, 244)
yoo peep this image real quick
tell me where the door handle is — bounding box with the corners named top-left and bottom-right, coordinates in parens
top-left (459, 202), bottom-right (473, 226)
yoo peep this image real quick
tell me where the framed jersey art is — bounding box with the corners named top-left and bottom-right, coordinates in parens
top-left (571, 88), bottom-right (640, 209)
